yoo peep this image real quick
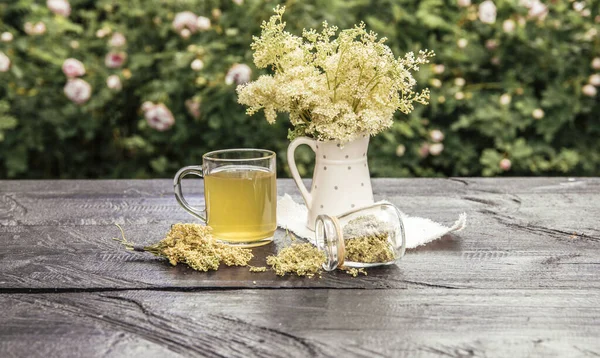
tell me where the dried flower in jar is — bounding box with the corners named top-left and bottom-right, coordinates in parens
top-left (342, 215), bottom-right (396, 263)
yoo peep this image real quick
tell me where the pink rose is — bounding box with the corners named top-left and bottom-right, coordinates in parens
top-left (141, 101), bottom-right (154, 112)
top-left (582, 84), bottom-right (597, 97)
top-left (503, 19), bottom-right (516, 33)
top-left (145, 104), bottom-right (175, 131)
top-left (108, 32), bottom-right (126, 47)
top-left (499, 93), bottom-right (512, 106)
top-left (47, 0), bottom-right (71, 17)
top-left (190, 59), bottom-right (204, 71)
top-left (429, 143), bottom-right (444, 156)
top-left (1, 32), bottom-right (13, 42)
top-left (172, 11), bottom-right (198, 32)
top-left (105, 51), bottom-right (127, 68)
top-left (500, 158), bottom-right (511, 171)
top-left (225, 63), bottom-right (252, 85)
top-left (62, 58), bottom-right (85, 78)
top-left (528, 0), bottom-right (548, 20)
top-left (418, 143), bottom-right (430, 158)
top-left (0, 51), bottom-right (11, 72)
top-left (64, 79), bottom-right (92, 105)
top-left (185, 98), bottom-right (201, 119)
top-left (25, 22), bottom-right (46, 35)
top-left (589, 74), bottom-right (600, 87)
top-left (180, 29), bottom-right (191, 39)
top-left (429, 129), bottom-right (445, 142)
top-left (478, 0), bottom-right (497, 24)
top-left (395, 144), bottom-right (406, 157)
top-left (532, 108), bottom-right (544, 120)
top-left (485, 39), bottom-right (498, 50)
top-left (34, 22), bottom-right (46, 35)
top-left (106, 75), bottom-right (122, 91)
top-left (196, 16), bottom-right (211, 31)
top-left (24, 22), bottom-right (33, 34)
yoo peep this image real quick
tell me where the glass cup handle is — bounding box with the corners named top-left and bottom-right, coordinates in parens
top-left (173, 165), bottom-right (207, 222)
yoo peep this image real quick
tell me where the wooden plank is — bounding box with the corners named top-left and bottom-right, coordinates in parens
top-left (0, 223), bottom-right (599, 290)
top-left (1, 179), bottom-right (599, 290)
top-left (1, 289), bottom-right (599, 357)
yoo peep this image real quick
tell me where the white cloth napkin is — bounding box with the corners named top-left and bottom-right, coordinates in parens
top-left (277, 194), bottom-right (467, 249)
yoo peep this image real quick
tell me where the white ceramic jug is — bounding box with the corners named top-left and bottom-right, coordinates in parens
top-left (287, 134), bottom-right (375, 230)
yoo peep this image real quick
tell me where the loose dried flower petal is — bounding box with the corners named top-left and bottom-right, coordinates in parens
top-left (266, 243), bottom-right (325, 277)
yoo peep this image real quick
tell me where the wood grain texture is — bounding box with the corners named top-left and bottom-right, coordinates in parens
top-left (1, 178), bottom-right (599, 290)
top-left (1, 289), bottom-right (599, 358)
top-left (1, 178), bottom-right (600, 357)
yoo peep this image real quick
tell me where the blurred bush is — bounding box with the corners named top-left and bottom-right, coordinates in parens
top-left (0, 0), bottom-right (598, 179)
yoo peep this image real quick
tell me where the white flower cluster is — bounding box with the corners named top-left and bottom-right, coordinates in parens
top-left (237, 6), bottom-right (434, 143)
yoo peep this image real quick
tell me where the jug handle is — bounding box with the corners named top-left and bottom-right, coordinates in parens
top-left (287, 136), bottom-right (317, 209)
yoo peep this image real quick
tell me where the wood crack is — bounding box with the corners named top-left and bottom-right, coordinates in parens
top-left (0, 194), bottom-right (28, 219)
top-left (401, 280), bottom-right (462, 289)
top-left (505, 222), bottom-right (600, 242)
top-left (100, 294), bottom-right (150, 316)
top-left (14, 295), bottom-right (202, 357)
top-left (216, 315), bottom-right (322, 356)
top-left (462, 196), bottom-right (498, 206)
top-left (541, 254), bottom-right (582, 265)
top-left (0, 285), bottom-right (398, 295)
top-left (448, 178), bottom-right (469, 186)
top-left (574, 346), bottom-right (600, 357)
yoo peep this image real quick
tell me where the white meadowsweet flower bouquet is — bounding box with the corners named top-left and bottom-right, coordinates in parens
top-left (237, 6), bottom-right (435, 143)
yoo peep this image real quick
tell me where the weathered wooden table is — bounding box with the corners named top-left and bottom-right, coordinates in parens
top-left (1, 178), bottom-right (599, 357)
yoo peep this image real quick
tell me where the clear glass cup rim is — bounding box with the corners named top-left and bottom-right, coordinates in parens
top-left (202, 148), bottom-right (276, 162)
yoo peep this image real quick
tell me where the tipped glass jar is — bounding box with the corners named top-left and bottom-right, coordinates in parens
top-left (315, 203), bottom-right (406, 271)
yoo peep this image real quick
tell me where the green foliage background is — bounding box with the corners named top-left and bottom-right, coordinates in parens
top-left (0, 0), bottom-right (599, 179)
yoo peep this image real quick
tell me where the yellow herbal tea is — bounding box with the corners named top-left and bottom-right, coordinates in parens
top-left (204, 166), bottom-right (276, 243)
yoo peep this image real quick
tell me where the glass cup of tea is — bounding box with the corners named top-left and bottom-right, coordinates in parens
top-left (174, 149), bottom-right (277, 247)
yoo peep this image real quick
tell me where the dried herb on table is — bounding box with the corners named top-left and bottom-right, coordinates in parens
top-left (114, 223), bottom-right (378, 278)
top-left (342, 267), bottom-right (368, 277)
top-left (266, 243), bottom-right (326, 278)
top-left (113, 223), bottom-right (253, 272)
